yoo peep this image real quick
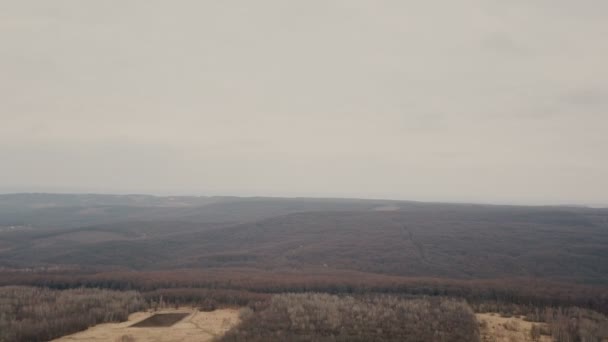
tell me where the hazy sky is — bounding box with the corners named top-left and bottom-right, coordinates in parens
top-left (1, 1), bottom-right (607, 205)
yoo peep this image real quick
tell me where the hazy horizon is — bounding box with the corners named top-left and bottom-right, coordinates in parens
top-left (1, 188), bottom-right (606, 208)
top-left (2, 1), bottom-right (607, 206)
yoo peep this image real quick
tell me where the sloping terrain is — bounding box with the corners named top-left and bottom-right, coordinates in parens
top-left (169, 209), bottom-right (608, 282)
top-left (0, 194), bottom-right (607, 283)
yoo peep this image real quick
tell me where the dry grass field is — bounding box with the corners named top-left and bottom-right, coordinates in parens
top-left (52, 308), bottom-right (240, 342)
top-left (477, 313), bottom-right (552, 342)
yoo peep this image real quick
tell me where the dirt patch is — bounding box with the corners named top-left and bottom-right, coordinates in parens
top-left (477, 313), bottom-right (552, 342)
top-left (131, 313), bottom-right (190, 327)
top-left (52, 308), bottom-right (240, 342)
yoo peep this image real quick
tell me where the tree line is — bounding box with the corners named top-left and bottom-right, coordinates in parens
top-left (2, 269), bottom-right (606, 314)
top-left (2, 284), bottom-right (606, 342)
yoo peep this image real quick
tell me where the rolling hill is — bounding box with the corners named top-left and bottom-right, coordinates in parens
top-left (1, 194), bottom-right (607, 284)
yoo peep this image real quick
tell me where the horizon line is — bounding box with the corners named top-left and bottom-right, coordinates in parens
top-left (1, 190), bottom-right (606, 209)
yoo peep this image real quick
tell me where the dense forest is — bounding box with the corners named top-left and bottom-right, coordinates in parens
top-left (0, 286), bottom-right (145, 342)
top-left (2, 286), bottom-right (606, 342)
top-left (1, 195), bottom-right (607, 284)
top-left (2, 269), bottom-right (606, 315)
top-left (221, 294), bottom-right (480, 342)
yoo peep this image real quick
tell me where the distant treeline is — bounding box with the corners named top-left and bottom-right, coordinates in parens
top-left (1, 269), bottom-right (607, 315)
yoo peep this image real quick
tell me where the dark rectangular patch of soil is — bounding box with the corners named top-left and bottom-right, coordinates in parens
top-left (131, 313), bottom-right (189, 327)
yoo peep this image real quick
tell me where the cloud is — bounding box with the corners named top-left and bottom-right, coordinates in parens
top-left (0, 1), bottom-right (607, 204)
top-left (560, 88), bottom-right (608, 109)
top-left (480, 32), bottom-right (528, 56)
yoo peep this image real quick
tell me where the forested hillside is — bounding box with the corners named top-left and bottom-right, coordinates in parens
top-left (1, 194), bottom-right (607, 283)
top-left (1, 195), bottom-right (608, 341)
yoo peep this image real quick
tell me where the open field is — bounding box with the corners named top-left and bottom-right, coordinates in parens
top-left (477, 313), bottom-right (552, 342)
top-left (52, 308), bottom-right (240, 342)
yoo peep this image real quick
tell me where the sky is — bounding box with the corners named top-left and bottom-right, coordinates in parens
top-left (1, 1), bottom-right (607, 205)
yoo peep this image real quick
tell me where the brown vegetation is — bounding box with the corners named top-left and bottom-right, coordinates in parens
top-left (1, 195), bottom-right (607, 341)
top-left (475, 303), bottom-right (608, 342)
top-left (543, 307), bottom-right (608, 342)
top-left (476, 313), bottom-right (552, 342)
top-left (2, 269), bottom-right (606, 315)
top-left (221, 293), bottom-right (480, 342)
top-left (0, 286), bottom-right (145, 342)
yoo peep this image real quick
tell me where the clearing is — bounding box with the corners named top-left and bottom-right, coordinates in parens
top-left (52, 307), bottom-right (240, 342)
top-left (477, 313), bottom-right (552, 342)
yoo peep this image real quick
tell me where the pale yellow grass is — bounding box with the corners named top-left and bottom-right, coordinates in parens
top-left (52, 307), bottom-right (240, 342)
top-left (477, 313), bottom-right (552, 342)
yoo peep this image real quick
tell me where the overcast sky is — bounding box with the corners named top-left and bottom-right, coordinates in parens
top-left (1, 1), bottom-right (607, 205)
